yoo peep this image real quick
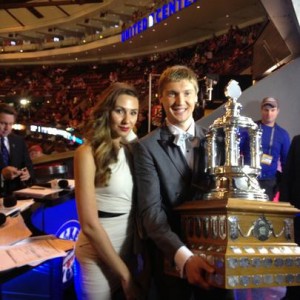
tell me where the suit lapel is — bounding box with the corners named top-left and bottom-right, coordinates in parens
top-left (192, 124), bottom-right (207, 182)
top-left (7, 135), bottom-right (17, 166)
top-left (1, 136), bottom-right (13, 167)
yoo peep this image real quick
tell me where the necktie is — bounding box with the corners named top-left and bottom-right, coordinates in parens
top-left (1, 137), bottom-right (9, 166)
top-left (173, 133), bottom-right (200, 149)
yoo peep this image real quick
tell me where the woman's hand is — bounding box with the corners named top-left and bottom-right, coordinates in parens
top-left (121, 275), bottom-right (144, 300)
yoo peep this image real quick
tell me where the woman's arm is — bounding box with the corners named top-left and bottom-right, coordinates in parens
top-left (74, 145), bottom-right (136, 297)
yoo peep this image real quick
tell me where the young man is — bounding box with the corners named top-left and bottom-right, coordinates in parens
top-left (133, 66), bottom-right (232, 300)
top-left (0, 103), bottom-right (34, 195)
top-left (257, 97), bottom-right (290, 200)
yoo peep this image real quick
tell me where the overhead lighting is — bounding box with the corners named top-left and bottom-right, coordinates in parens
top-left (265, 64), bottom-right (280, 75)
top-left (20, 98), bottom-right (30, 106)
top-left (13, 124), bottom-right (26, 131)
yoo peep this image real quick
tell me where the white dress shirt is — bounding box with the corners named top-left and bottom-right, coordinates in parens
top-left (166, 117), bottom-right (195, 170)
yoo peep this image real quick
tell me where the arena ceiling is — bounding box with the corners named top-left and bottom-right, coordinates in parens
top-left (0, 0), bottom-right (297, 66)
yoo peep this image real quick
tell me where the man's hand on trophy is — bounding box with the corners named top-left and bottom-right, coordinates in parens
top-left (184, 255), bottom-right (215, 289)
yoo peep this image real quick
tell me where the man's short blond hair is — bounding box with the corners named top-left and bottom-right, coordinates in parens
top-left (158, 65), bottom-right (199, 97)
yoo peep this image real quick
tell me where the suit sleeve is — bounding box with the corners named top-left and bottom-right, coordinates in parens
top-left (15, 136), bottom-right (35, 185)
top-left (280, 130), bottom-right (291, 170)
top-left (133, 141), bottom-right (184, 259)
top-left (279, 135), bottom-right (299, 207)
top-left (23, 140), bottom-right (35, 185)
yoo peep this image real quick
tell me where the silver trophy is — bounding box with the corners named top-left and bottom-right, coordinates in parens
top-left (204, 80), bottom-right (268, 200)
top-left (168, 81), bottom-right (300, 289)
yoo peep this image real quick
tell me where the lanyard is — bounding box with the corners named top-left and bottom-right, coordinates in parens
top-left (268, 126), bottom-right (275, 155)
top-left (258, 121), bottom-right (275, 155)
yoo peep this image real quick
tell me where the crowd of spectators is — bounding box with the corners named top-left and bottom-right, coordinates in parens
top-left (0, 22), bottom-right (264, 154)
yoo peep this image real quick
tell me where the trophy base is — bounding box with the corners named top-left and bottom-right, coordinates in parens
top-left (167, 198), bottom-right (300, 289)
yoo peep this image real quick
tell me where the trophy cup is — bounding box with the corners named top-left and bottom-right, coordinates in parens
top-left (166, 80), bottom-right (300, 289)
top-left (204, 79), bottom-right (268, 201)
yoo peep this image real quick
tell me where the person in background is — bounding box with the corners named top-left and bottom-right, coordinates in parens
top-left (279, 135), bottom-right (300, 300)
top-left (0, 103), bottom-right (34, 195)
top-left (133, 65), bottom-right (232, 300)
top-left (28, 144), bottom-right (45, 160)
top-left (257, 97), bottom-right (290, 200)
top-left (52, 140), bottom-right (69, 153)
top-left (42, 140), bottom-right (54, 155)
top-left (74, 82), bottom-right (142, 300)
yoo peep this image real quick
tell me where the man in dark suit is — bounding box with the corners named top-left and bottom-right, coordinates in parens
top-left (0, 103), bottom-right (34, 195)
top-left (280, 135), bottom-right (300, 300)
top-left (133, 66), bottom-right (232, 300)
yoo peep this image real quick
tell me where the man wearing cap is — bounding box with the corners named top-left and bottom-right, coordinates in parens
top-left (28, 144), bottom-right (44, 160)
top-left (257, 97), bottom-right (290, 200)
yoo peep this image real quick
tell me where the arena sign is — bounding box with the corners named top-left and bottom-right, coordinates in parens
top-left (30, 124), bottom-right (83, 144)
top-left (121, 0), bottom-right (199, 42)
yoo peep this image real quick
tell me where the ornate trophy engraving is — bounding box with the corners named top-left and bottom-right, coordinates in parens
top-left (165, 80), bottom-right (300, 289)
top-left (204, 80), bottom-right (268, 200)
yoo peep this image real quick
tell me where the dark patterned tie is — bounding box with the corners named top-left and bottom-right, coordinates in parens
top-left (1, 137), bottom-right (9, 166)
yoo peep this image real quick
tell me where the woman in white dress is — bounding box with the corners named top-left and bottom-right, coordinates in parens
top-left (74, 82), bottom-right (140, 300)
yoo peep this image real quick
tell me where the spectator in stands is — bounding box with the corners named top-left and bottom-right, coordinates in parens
top-left (28, 144), bottom-right (44, 160)
top-left (52, 140), bottom-right (69, 153)
top-left (42, 141), bottom-right (54, 155)
top-left (0, 22), bottom-right (261, 130)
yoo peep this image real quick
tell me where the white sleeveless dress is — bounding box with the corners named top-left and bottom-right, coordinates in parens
top-left (75, 147), bottom-right (134, 300)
